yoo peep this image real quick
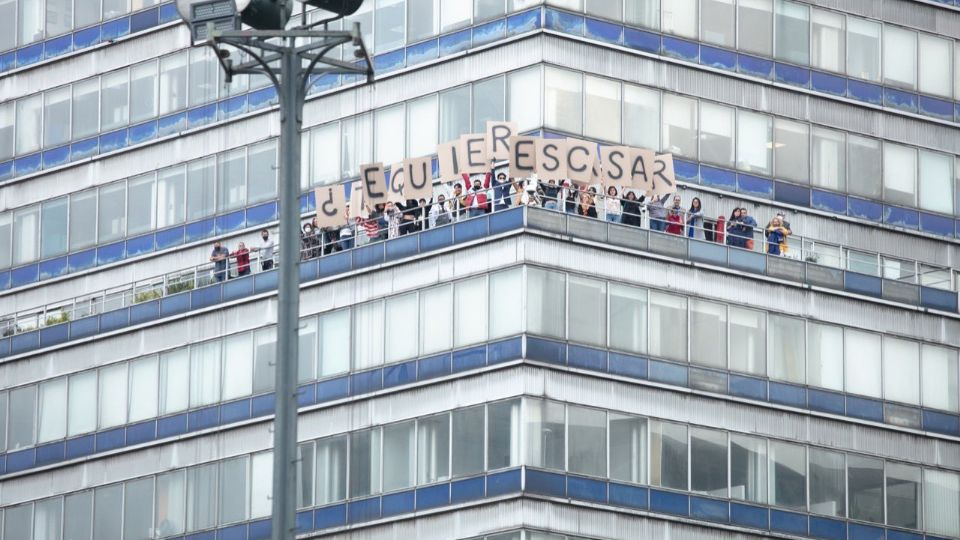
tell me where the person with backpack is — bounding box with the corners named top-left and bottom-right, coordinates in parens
top-left (429, 195), bottom-right (453, 228)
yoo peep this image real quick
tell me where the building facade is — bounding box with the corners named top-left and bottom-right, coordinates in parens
top-left (2, 1), bottom-right (960, 539)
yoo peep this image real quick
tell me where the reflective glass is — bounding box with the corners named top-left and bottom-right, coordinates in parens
top-left (124, 477), bottom-right (154, 540)
top-left (847, 17), bottom-right (880, 82)
top-left (0, 102), bottom-right (13, 160)
top-left (661, 0), bottom-right (696, 38)
top-left (848, 135), bottom-right (882, 199)
top-left (924, 469), bottom-right (960, 537)
top-left (736, 110), bottom-right (772, 175)
top-left (608, 283), bottom-right (647, 354)
top-left (13, 205), bottom-right (38, 265)
top-left (769, 441), bottom-right (805, 509)
top-left (217, 148), bottom-right (246, 212)
top-left (507, 66), bottom-right (541, 132)
top-left (700, 0), bottom-right (734, 47)
top-left (886, 463), bottom-right (921, 529)
top-left (524, 399), bottom-right (565, 470)
top-left (16, 94), bottom-right (42, 155)
top-left (568, 406), bottom-right (606, 477)
top-left (441, 0), bottom-right (471, 31)
top-left (699, 102), bottom-right (734, 167)
top-left (452, 406), bottom-right (485, 477)
top-left (38, 378), bottom-right (66, 443)
top-left (417, 414), bottom-right (449, 484)
top-left (72, 78), bottom-right (100, 140)
top-left (475, 0), bottom-right (505, 21)
top-left (354, 301), bottom-right (384, 370)
top-left (882, 337), bottom-right (920, 405)
top-left (101, 69), bottom-right (130, 131)
top-left (130, 61), bottom-right (158, 123)
top-left (44, 86), bottom-right (72, 148)
top-left (584, 76), bottom-right (621, 142)
top-left (156, 470), bottom-right (186, 536)
top-left (408, 94), bottom-right (439, 158)
top-left (738, 0), bottom-right (772, 56)
top-left (385, 293), bottom-right (419, 362)
top-left (188, 47), bottom-right (218, 107)
top-left (568, 275), bottom-right (605, 347)
top-left (883, 26), bottom-right (917, 90)
top-left (544, 67), bottom-right (583, 134)
top-left (609, 414), bottom-right (646, 484)
top-left (64, 491), bottom-right (93, 540)
top-left (922, 345), bottom-right (959, 412)
top-left (844, 329), bottom-right (881, 398)
top-left (490, 268), bottom-right (523, 339)
top-left (160, 349), bottom-right (190, 415)
top-left (253, 327), bottom-right (276, 393)
top-left (623, 84), bottom-right (660, 151)
top-left (128, 356), bottom-right (159, 422)
top-left (811, 127), bottom-right (845, 191)
top-left (349, 429), bottom-right (381, 497)
top-left (488, 399), bottom-right (521, 469)
top-left (919, 150), bottom-right (953, 215)
top-left (157, 165), bottom-right (186, 227)
top-left (374, 104), bottom-right (405, 165)
top-left (316, 435), bottom-right (348, 504)
top-left (250, 452), bottom-right (272, 518)
top-left (186, 157), bottom-right (216, 220)
top-left (98, 363), bottom-right (128, 428)
top-left (811, 8), bottom-right (844, 73)
top-left (376, 0), bottom-right (406, 51)
top-left (809, 448), bottom-right (845, 517)
top-left (883, 142), bottom-right (917, 207)
top-left (219, 456), bottom-right (249, 524)
top-left (310, 123), bottom-right (340, 186)
top-left (98, 182), bottom-right (126, 243)
top-left (649, 291), bottom-right (686, 361)
top-left (186, 463), bottom-right (218, 532)
top-left (774, 118), bottom-right (809, 183)
top-left (690, 428), bottom-right (727, 496)
top-left (68, 371), bottom-right (97, 436)
top-left (729, 307), bottom-right (765, 375)
top-left (127, 174), bottom-right (157, 236)
top-left (768, 315), bottom-right (805, 384)
top-left (848, 455), bottom-right (884, 523)
top-left (807, 322), bottom-right (843, 392)
top-left (774, 0), bottom-right (809, 65)
top-left (473, 76), bottom-right (505, 134)
top-left (650, 420), bottom-right (687, 490)
top-left (690, 298), bottom-right (726, 368)
top-left (730, 434), bottom-right (766, 503)
top-left (160, 51), bottom-right (189, 115)
top-left (455, 276), bottom-right (488, 347)
top-left (94, 484), bottom-right (123, 540)
top-left (320, 309), bottom-right (351, 376)
top-left (662, 93), bottom-right (697, 157)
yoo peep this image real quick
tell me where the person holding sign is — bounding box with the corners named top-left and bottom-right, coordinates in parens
top-left (464, 175), bottom-right (490, 218)
top-left (604, 186), bottom-right (622, 223)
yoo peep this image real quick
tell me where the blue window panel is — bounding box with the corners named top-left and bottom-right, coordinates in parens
top-left (608, 352), bottom-right (647, 379)
top-left (507, 8), bottom-right (540, 36)
top-left (99, 308), bottom-right (129, 333)
top-left (419, 225), bottom-right (453, 251)
top-left (96, 427), bottom-right (126, 452)
top-left (187, 104), bottom-right (217, 128)
top-left (453, 346), bottom-right (486, 373)
top-left (126, 420), bottom-right (157, 445)
top-left (844, 271), bottom-right (883, 298)
top-left (353, 243), bottom-right (385, 269)
top-left (381, 490), bottom-right (415, 517)
top-left (727, 249), bottom-right (767, 274)
top-left (690, 496), bottom-right (728, 522)
top-left (544, 8), bottom-right (583, 35)
top-left (383, 361), bottom-right (417, 388)
top-left (0, 160), bottom-right (13, 181)
top-left (439, 28), bottom-right (472, 56)
top-left (189, 405), bottom-right (220, 430)
top-left (738, 173), bottom-right (774, 198)
top-left (126, 233), bottom-right (156, 258)
top-left (775, 63), bottom-right (810, 87)
top-left (487, 468), bottom-right (522, 496)
top-left (35, 441), bottom-right (65, 465)
top-left (0, 52), bottom-right (16, 72)
top-left (661, 36), bottom-right (698, 62)
top-left (919, 212), bottom-right (954, 237)
top-left (43, 145), bottom-right (71, 168)
top-left (849, 523), bottom-right (885, 540)
top-left (221, 398), bottom-right (252, 424)
top-left (0, 337), bottom-right (9, 358)
top-left (418, 353), bottom-right (452, 380)
top-left (886, 530), bottom-right (922, 540)
top-left (919, 95), bottom-right (954, 120)
top-left (69, 315), bottom-right (100, 340)
top-left (157, 112), bottom-right (187, 137)
top-left (253, 269), bottom-right (278, 294)
top-left (130, 6), bottom-right (159, 32)
top-left (101, 16), bottom-right (131, 40)
top-left (314, 504), bottom-right (347, 530)
top-left (623, 27), bottom-right (660, 54)
top-left (246, 201), bottom-right (277, 226)
top-left (769, 382), bottom-right (806, 407)
top-left (10, 330), bottom-right (39, 355)
top-left (385, 235), bottom-right (418, 261)
top-left (770, 509), bottom-right (807, 535)
top-left (956, 102), bottom-right (960, 123)
top-left (728, 374), bottom-right (766, 400)
top-left (129, 120), bottom-right (158, 145)
top-left (451, 476), bottom-right (486, 504)
top-left (251, 393), bottom-right (276, 417)
top-left (130, 300), bottom-right (160, 325)
top-left (809, 516), bottom-right (846, 540)
top-left (70, 137), bottom-right (99, 161)
top-left (215, 210), bottom-right (246, 234)
top-left (159, 2), bottom-right (180, 23)
top-left (217, 524), bottom-right (247, 540)
top-left (568, 344), bottom-right (607, 372)
top-left (808, 389), bottom-right (845, 415)
top-left (15, 152), bottom-right (43, 176)
top-left (185, 218), bottom-right (215, 243)
top-left (39, 323), bottom-right (69, 348)
top-left (296, 384), bottom-right (316, 407)
top-left (317, 376), bottom-right (350, 402)
top-left (774, 181), bottom-right (810, 207)
top-left (309, 73), bottom-right (340, 93)
top-left (247, 519), bottom-right (270, 540)
top-left (738, 54), bottom-right (774, 79)
top-left (846, 396), bottom-right (884, 422)
top-left (473, 18), bottom-right (506, 46)
top-left (649, 489), bottom-right (689, 516)
top-left (318, 250), bottom-right (351, 277)
top-left (406, 39), bottom-right (438, 66)
top-left (883, 205), bottom-right (919, 230)
top-left (416, 483), bottom-right (450, 510)
top-left (489, 205), bottom-right (524, 234)
top-left (97, 241), bottom-right (126, 265)
top-left (99, 128), bottom-right (129, 154)
top-left (526, 337), bottom-right (566, 365)
top-left (5, 449), bottom-right (36, 473)
top-left (295, 510), bottom-right (313, 533)
top-left (730, 502), bottom-right (768, 529)
top-left (584, 18), bottom-right (622, 45)
top-left (73, 26), bottom-right (101, 49)
top-left (848, 197), bottom-right (883, 222)
top-left (648, 360), bottom-right (687, 387)
top-left (488, 337), bottom-right (522, 365)
top-left (673, 159), bottom-right (700, 183)
top-left (525, 469), bottom-right (566, 497)
top-left (38, 256), bottom-right (68, 280)
top-left (347, 497), bottom-right (381, 523)
top-left (186, 531), bottom-right (216, 540)
top-left (350, 369), bottom-right (383, 395)
top-left (700, 165), bottom-right (737, 191)
top-left (374, 49), bottom-right (405, 73)
top-left (567, 476), bottom-right (607, 504)
top-left (300, 191), bottom-right (315, 213)
top-left (454, 215), bottom-right (490, 243)
top-left (923, 409), bottom-right (960, 436)
top-left (811, 189), bottom-right (847, 214)
top-left (956, 219), bottom-right (960, 239)
top-left (848, 79), bottom-right (882, 105)
top-left (157, 413), bottom-right (188, 438)
top-left (218, 95), bottom-right (248, 121)
top-left (688, 239), bottom-right (727, 266)
top-left (811, 70), bottom-right (846, 96)
top-left (608, 482), bottom-right (648, 509)
top-left (700, 45), bottom-right (736, 71)
top-left (65, 434), bottom-right (96, 459)
top-left (883, 88), bottom-right (918, 113)
top-left (16, 42), bottom-right (43, 66)
top-left (299, 260), bottom-right (318, 283)
top-left (920, 286), bottom-right (958, 313)
top-left (160, 292), bottom-right (191, 318)
top-left (190, 284), bottom-right (222, 309)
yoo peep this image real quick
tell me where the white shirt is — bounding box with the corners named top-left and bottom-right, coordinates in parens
top-left (258, 236), bottom-right (276, 256)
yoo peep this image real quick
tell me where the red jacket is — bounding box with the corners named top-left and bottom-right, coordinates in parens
top-left (232, 248), bottom-right (250, 273)
top-left (461, 173), bottom-right (491, 211)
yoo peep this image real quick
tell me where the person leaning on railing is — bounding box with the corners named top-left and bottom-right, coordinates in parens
top-left (765, 215), bottom-right (791, 256)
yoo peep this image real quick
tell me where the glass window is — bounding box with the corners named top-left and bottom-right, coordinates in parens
top-left (375, 104), bottom-right (405, 166)
top-left (219, 456), bottom-right (249, 524)
top-left (769, 441), bottom-right (805, 509)
top-left (919, 150), bottom-right (953, 215)
top-left (883, 26), bottom-right (917, 90)
top-left (650, 421), bottom-right (687, 490)
top-left (848, 135), bottom-right (882, 199)
top-left (340, 113), bottom-right (373, 178)
top-left (4, 504), bottom-right (32, 539)
top-left (729, 307), bottom-right (765, 375)
top-left (405, 0), bottom-right (436, 45)
top-left (452, 406), bottom-right (485, 477)
top-left (848, 455), bottom-right (884, 523)
top-left (68, 189), bottom-right (97, 251)
top-left (567, 275), bottom-right (605, 346)
top-left (247, 139), bottom-right (277, 204)
top-left (490, 268), bottom-right (523, 339)
top-left (608, 283), bottom-right (647, 354)
top-left (440, 85), bottom-right (471, 144)
top-left (568, 406), bottom-right (606, 477)
top-left (102, 0), bottom-right (128, 19)
top-left (690, 428), bottom-right (727, 496)
top-left (774, 0), bottom-right (809, 65)
top-left (100, 69), bottom-right (130, 131)
top-left (844, 329), bottom-right (881, 398)
top-left (925, 469), bottom-right (960, 536)
top-left (13, 205), bottom-right (39, 265)
top-left (0, 392), bottom-right (5, 451)
top-left (316, 435), bottom-right (348, 505)
top-left (253, 327), bottom-right (276, 393)
top-left (507, 66), bottom-right (541, 132)
top-left (809, 448), bottom-right (845, 517)
top-left (811, 127), bottom-right (845, 191)
top-left (188, 47), bottom-right (218, 107)
top-left (455, 276), bottom-right (488, 347)
top-left (774, 119), bottom-right (809, 183)
top-left (68, 371), bottom-right (97, 436)
top-left (700, 0), bottom-right (734, 47)
top-left (320, 309), bottom-right (350, 376)
top-left (408, 94), bottom-right (439, 158)
top-left (0, 0), bottom-right (15, 51)
top-left (585, 0), bottom-right (620, 20)
top-left (699, 102), bottom-right (734, 167)
top-left (730, 434), bottom-right (766, 503)
top-left (217, 148), bottom-right (246, 212)
top-left (922, 344), bottom-right (959, 412)
top-left (884, 142), bottom-right (917, 207)
top-left (98, 182), bottom-right (126, 242)
top-left (886, 463), bottom-right (921, 529)
top-left (488, 399), bottom-right (521, 470)
top-left (160, 349), bottom-right (190, 415)
top-left (662, 94), bottom-right (697, 157)
top-left (350, 429), bottom-right (381, 497)
top-left (768, 315), bottom-right (805, 384)
top-left (623, 84), bottom-right (660, 150)
top-left (186, 157), bottom-right (216, 220)
top-left (609, 414), bottom-right (646, 484)
top-left (16, 94), bottom-right (42, 155)
top-left (127, 174), bottom-right (156, 236)
top-left (807, 322), bottom-right (843, 392)
top-left (160, 51), bottom-right (189, 115)
top-left (662, 0), bottom-right (695, 38)
top-left (626, 0), bottom-right (658, 29)
top-left (385, 293), bottom-right (418, 362)
top-left (584, 76), bottom-right (621, 142)
top-left (690, 299), bottom-right (726, 368)
top-left (544, 67), bottom-right (583, 135)
top-left (38, 378), bottom-right (66, 443)
top-left (736, 110), bottom-right (772, 175)
top-left (475, 0), bottom-right (505, 20)
top-left (124, 477), bottom-right (154, 540)
top-left (0, 213), bottom-right (8, 270)
top-left (344, 2), bottom-right (373, 55)
top-left (250, 451), bottom-right (272, 518)
top-left (72, 78), bottom-right (101, 141)
top-left (310, 123), bottom-right (340, 186)
top-left (156, 470), bottom-right (186, 536)
top-left (649, 291), bottom-right (687, 361)
top-left (0, 102), bottom-right (13, 160)
top-left (64, 491), bottom-right (93, 540)
top-left (525, 399), bottom-right (565, 470)
top-left (738, 0), bottom-right (772, 55)
top-left (43, 86), bottom-right (72, 148)
top-left (354, 301), bottom-right (384, 370)
top-left (186, 463), bottom-right (217, 532)
top-left (847, 17), bottom-right (880, 82)
top-left (811, 8), bottom-right (844, 73)
top-left (98, 363), bottom-right (127, 428)
top-left (299, 318), bottom-right (317, 383)
top-left (919, 34), bottom-right (952, 98)
top-left (130, 61), bottom-right (158, 123)
top-left (128, 356), bottom-right (159, 423)
top-left (441, 0), bottom-right (471, 31)
top-left (39, 197), bottom-right (68, 259)
top-left (94, 485), bottom-right (123, 539)
top-left (882, 337), bottom-right (920, 405)
top-left (417, 414), bottom-right (449, 485)
top-left (415, 286), bottom-right (454, 357)
top-left (157, 165), bottom-right (186, 227)
top-left (222, 333), bottom-right (253, 400)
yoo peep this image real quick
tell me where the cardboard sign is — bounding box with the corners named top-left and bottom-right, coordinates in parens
top-left (349, 180), bottom-right (364, 218)
top-left (437, 141), bottom-right (461, 182)
top-left (629, 148), bottom-right (657, 193)
top-left (565, 138), bottom-right (598, 184)
top-left (314, 185), bottom-right (347, 228)
top-left (508, 136), bottom-right (537, 178)
top-left (404, 156), bottom-right (434, 201)
top-left (486, 121), bottom-right (518, 162)
top-left (650, 153), bottom-right (677, 198)
top-left (360, 162), bottom-right (388, 207)
top-left (459, 134), bottom-right (489, 174)
top-left (600, 146), bottom-right (631, 188)
top-left (387, 163), bottom-right (407, 203)
top-left (536, 139), bottom-right (568, 181)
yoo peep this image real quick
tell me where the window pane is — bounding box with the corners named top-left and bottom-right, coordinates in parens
top-left (188, 47), bottom-right (218, 107)
top-left (253, 327), bottom-right (276, 393)
top-left (662, 0), bottom-right (695, 38)
top-left (160, 349), bottom-right (190, 415)
top-left (886, 463), bottom-right (921, 529)
top-left (157, 165), bottom-right (186, 227)
top-left (375, 104), bottom-right (405, 165)
top-left (584, 76), bottom-right (621, 142)
top-left (623, 84), bottom-right (660, 150)
top-left (320, 309), bottom-right (351, 376)
top-left (609, 414), bottom-right (646, 484)
top-left (662, 93), bottom-right (697, 157)
top-left (38, 378), bottom-right (66, 443)
top-left (408, 94), bottom-right (439, 157)
top-left (568, 275), bottom-right (605, 346)
top-left (417, 414), bottom-right (450, 485)
top-left (808, 448), bottom-right (845, 516)
top-left (690, 428), bottom-right (727, 496)
top-left (130, 61), bottom-right (158, 123)
top-left (94, 485), bottom-right (122, 540)
top-left (65, 491), bottom-right (93, 540)
top-left (920, 150), bottom-right (953, 214)
top-left (847, 17), bottom-right (880, 81)
top-left (186, 463), bottom-right (217, 532)
top-left (189, 340), bottom-right (221, 407)
top-left (488, 399), bottom-right (521, 470)
top-left (310, 123), bottom-right (340, 186)
top-left (883, 143), bottom-right (917, 206)
top-left (340, 113), bottom-right (373, 178)
top-left (844, 330), bottom-right (881, 398)
top-left (16, 94), bottom-right (42, 156)
top-left (883, 26), bottom-right (917, 90)
top-left (925, 469), bottom-right (960, 536)
top-left (699, 102), bottom-right (734, 167)
top-left (507, 66), bottom-right (541, 132)
top-left (128, 356), bottom-right (159, 423)
top-left (729, 307), bottom-right (765, 375)
top-left (124, 477), bottom-right (154, 540)
top-left (811, 8), bottom-right (843, 72)
top-left (807, 322), bottom-right (843, 391)
top-left (736, 110), bottom-right (772, 175)
top-left (774, 118), bottom-right (809, 182)
top-left (452, 406), bottom-right (485, 477)
top-left (768, 315), bottom-right (805, 384)
top-left (848, 455), bottom-right (884, 523)
top-left (219, 456), bottom-right (249, 524)
top-left (156, 470), bottom-right (186, 536)
top-left (250, 451), bottom-right (272, 518)
top-left (0, 213), bottom-right (9, 270)
top-left (419, 287), bottom-right (452, 356)
top-left (44, 86), bottom-right (71, 148)
top-left (406, 0), bottom-right (438, 45)
top-left (922, 344), bottom-right (959, 412)
top-left (774, 0), bottom-right (809, 65)
top-left (811, 127), bottom-right (845, 191)
top-left (221, 333), bottom-right (253, 400)
top-left (608, 283), bottom-right (647, 354)
top-left (525, 399), bottom-right (565, 470)
top-left (568, 406), bottom-right (606, 477)
top-left (247, 139), bottom-right (277, 203)
top-left (730, 434), bottom-right (766, 503)
top-left (127, 174), bottom-right (156, 236)
top-left (100, 70), bottom-right (129, 131)
top-left (440, 85), bottom-right (471, 143)
top-left (769, 441), bottom-right (805, 509)
top-left (36, 194), bottom-right (67, 258)
top-left (349, 429), bottom-right (381, 497)
top-left (690, 298), bottom-right (726, 368)
top-left (36, 498), bottom-right (64, 540)
top-left (160, 51), bottom-right (188, 115)
top-left (441, 0), bottom-right (470, 31)
top-left (650, 421), bottom-right (687, 490)
top-left (353, 301), bottom-right (384, 370)
top-left (299, 317), bottom-right (317, 383)
top-left (98, 363), bottom-right (127, 428)
top-left (4, 504), bottom-right (32, 539)
top-left (13, 205), bottom-right (39, 265)
top-left (97, 183), bottom-right (126, 243)
top-left (455, 276), bottom-right (488, 347)
top-left (626, 0), bottom-right (658, 29)
top-left (544, 67), bottom-right (583, 134)
top-left (217, 148), bottom-right (246, 212)
top-left (0, 102), bottom-right (13, 160)
top-left (738, 0), bottom-right (772, 55)
top-left (0, 392), bottom-right (5, 451)
top-left (475, 0), bottom-right (505, 21)
top-left (701, 0), bottom-right (733, 47)
top-left (316, 435), bottom-right (348, 504)
top-left (186, 157), bottom-right (216, 220)
top-left (490, 268), bottom-right (523, 339)
top-left (883, 337), bottom-right (920, 405)
top-left (527, 267), bottom-right (565, 339)
top-left (68, 371), bottom-right (97, 436)
top-left (386, 293), bottom-right (418, 362)
top-left (919, 34), bottom-right (952, 97)
top-left (649, 291), bottom-right (687, 361)
top-left (848, 135), bottom-right (882, 199)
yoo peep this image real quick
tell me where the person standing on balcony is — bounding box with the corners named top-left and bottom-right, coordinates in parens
top-left (687, 197), bottom-right (704, 239)
top-left (647, 193), bottom-right (672, 232)
top-left (766, 215), bottom-right (791, 256)
top-left (255, 229), bottom-right (276, 271)
top-left (232, 242), bottom-right (251, 277)
top-left (210, 241), bottom-right (230, 282)
top-left (493, 171), bottom-right (513, 210)
top-left (604, 186), bottom-right (623, 223)
top-left (621, 190), bottom-right (644, 227)
top-left (464, 176), bottom-right (490, 218)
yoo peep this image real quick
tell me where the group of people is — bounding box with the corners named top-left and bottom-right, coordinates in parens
top-left (208, 229), bottom-right (276, 282)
